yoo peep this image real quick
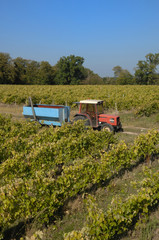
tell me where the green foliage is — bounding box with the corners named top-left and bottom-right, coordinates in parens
top-left (0, 117), bottom-right (117, 234)
top-left (54, 55), bottom-right (85, 85)
top-left (13, 57), bottom-right (28, 84)
top-left (112, 65), bottom-right (123, 78)
top-left (0, 85), bottom-right (159, 117)
top-left (65, 169), bottom-right (159, 240)
top-left (25, 60), bottom-right (40, 84)
top-left (1, 52), bottom-right (159, 85)
top-left (133, 129), bottom-right (159, 158)
top-left (112, 66), bottom-right (135, 85)
top-left (116, 70), bottom-right (134, 85)
top-left (135, 53), bottom-right (159, 85)
top-left (0, 53), bottom-right (14, 84)
top-left (0, 53), bottom-right (86, 85)
top-left (134, 101), bottom-right (159, 117)
top-left (82, 68), bottom-right (104, 85)
top-left (37, 61), bottom-right (55, 85)
top-left (1, 112), bottom-right (159, 239)
top-left (0, 116), bottom-right (42, 163)
top-left (13, 57), bottom-right (55, 85)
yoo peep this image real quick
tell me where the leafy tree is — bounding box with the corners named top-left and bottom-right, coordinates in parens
top-left (37, 61), bottom-right (55, 85)
top-left (54, 55), bottom-right (85, 85)
top-left (154, 74), bottom-right (159, 85)
top-left (145, 53), bottom-right (159, 65)
top-left (25, 60), bottom-right (40, 84)
top-left (112, 66), bottom-right (123, 79)
top-left (135, 60), bottom-right (155, 85)
top-left (82, 68), bottom-right (104, 84)
top-left (103, 77), bottom-right (116, 85)
top-left (13, 57), bottom-right (28, 84)
top-left (112, 66), bottom-right (134, 85)
top-left (0, 53), bottom-right (14, 84)
top-left (116, 70), bottom-right (134, 85)
top-left (135, 53), bottom-right (159, 85)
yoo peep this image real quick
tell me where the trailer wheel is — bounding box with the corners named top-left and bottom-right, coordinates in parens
top-left (101, 123), bottom-right (114, 133)
top-left (73, 116), bottom-right (90, 126)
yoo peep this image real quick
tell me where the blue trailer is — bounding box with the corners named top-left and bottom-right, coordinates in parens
top-left (23, 98), bottom-right (70, 126)
top-left (23, 98), bottom-right (123, 132)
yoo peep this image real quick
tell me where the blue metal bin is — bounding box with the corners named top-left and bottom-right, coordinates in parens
top-left (23, 103), bottom-right (70, 126)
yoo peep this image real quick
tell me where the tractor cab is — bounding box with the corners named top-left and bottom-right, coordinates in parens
top-left (79, 99), bottom-right (103, 127)
top-left (73, 99), bottom-right (123, 132)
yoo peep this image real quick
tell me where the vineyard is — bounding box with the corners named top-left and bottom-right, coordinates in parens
top-left (0, 85), bottom-right (159, 116)
top-left (0, 85), bottom-right (159, 239)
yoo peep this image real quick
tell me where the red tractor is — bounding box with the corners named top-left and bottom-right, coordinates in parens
top-left (73, 99), bottom-right (122, 132)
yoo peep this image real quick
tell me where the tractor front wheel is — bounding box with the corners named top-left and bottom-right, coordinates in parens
top-left (101, 123), bottom-right (114, 133)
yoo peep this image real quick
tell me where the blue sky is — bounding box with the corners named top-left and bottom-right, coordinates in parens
top-left (1, 0), bottom-right (159, 77)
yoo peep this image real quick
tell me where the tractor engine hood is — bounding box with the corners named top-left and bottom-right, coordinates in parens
top-left (98, 114), bottom-right (120, 126)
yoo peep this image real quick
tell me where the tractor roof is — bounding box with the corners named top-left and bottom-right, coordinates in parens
top-left (79, 99), bottom-right (103, 104)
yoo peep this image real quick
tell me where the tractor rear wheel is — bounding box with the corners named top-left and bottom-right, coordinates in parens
top-left (73, 115), bottom-right (90, 126)
top-left (101, 123), bottom-right (114, 133)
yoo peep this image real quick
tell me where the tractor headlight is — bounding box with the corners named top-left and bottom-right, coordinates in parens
top-left (110, 118), bottom-right (114, 123)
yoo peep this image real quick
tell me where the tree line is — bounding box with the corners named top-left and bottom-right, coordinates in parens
top-left (0, 52), bottom-right (159, 85)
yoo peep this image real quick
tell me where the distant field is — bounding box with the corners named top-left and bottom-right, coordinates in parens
top-left (0, 85), bottom-right (159, 116)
